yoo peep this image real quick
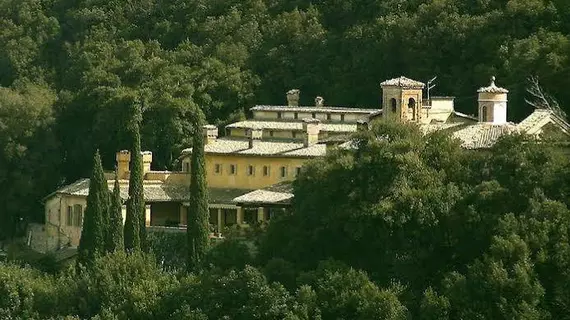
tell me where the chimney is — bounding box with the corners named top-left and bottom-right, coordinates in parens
top-left (247, 128), bottom-right (263, 148)
top-left (142, 151), bottom-right (152, 175)
top-left (286, 89), bottom-right (300, 106)
top-left (116, 150), bottom-right (131, 179)
top-left (203, 124), bottom-right (218, 145)
top-left (303, 118), bottom-right (321, 147)
top-left (356, 119), bottom-right (369, 131)
top-left (315, 96), bottom-right (324, 108)
top-left (116, 150), bottom-right (152, 179)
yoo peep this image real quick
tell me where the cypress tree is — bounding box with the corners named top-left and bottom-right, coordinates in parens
top-left (106, 171), bottom-right (124, 252)
top-left (78, 150), bottom-right (109, 267)
top-left (187, 114), bottom-right (210, 271)
top-left (124, 97), bottom-right (145, 252)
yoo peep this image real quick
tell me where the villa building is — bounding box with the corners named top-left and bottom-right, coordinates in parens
top-left (39, 76), bottom-right (569, 253)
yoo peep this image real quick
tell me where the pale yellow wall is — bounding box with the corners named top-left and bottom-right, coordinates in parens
top-left (253, 110), bottom-right (368, 123)
top-left (382, 88), bottom-right (423, 122)
top-left (229, 127), bottom-right (330, 140)
top-left (478, 92), bottom-right (507, 102)
top-left (253, 111), bottom-right (279, 120)
top-left (204, 154), bottom-right (306, 189)
top-left (421, 99), bottom-right (455, 124)
top-left (145, 171), bottom-right (190, 184)
top-left (52, 195), bottom-right (88, 248)
top-left (45, 196), bottom-right (64, 250)
top-left (45, 194), bottom-right (129, 250)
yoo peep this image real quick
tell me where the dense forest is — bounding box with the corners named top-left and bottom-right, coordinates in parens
top-left (2, 121), bottom-right (570, 319)
top-left (1, 0), bottom-right (570, 238)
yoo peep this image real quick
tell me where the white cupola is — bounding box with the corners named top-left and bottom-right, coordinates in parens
top-left (477, 76), bottom-right (509, 124)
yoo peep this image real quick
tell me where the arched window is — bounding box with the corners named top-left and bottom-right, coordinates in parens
top-left (481, 106), bottom-right (488, 122)
top-left (408, 98), bottom-right (416, 120)
top-left (390, 98), bottom-right (397, 113)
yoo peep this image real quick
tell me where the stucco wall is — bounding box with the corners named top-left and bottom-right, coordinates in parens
top-left (205, 154), bottom-right (307, 189)
top-left (228, 127), bottom-right (330, 140)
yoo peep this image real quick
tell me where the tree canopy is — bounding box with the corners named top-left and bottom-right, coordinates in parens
top-left (2, 0), bottom-right (570, 238)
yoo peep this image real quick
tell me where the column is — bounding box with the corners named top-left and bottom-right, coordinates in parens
top-left (179, 204), bottom-right (186, 226)
top-left (257, 207), bottom-right (265, 222)
top-left (237, 207), bottom-right (244, 225)
top-left (217, 208), bottom-right (223, 234)
top-left (145, 205), bottom-right (151, 227)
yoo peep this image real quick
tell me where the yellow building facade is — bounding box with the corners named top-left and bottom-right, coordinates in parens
top-left (39, 76), bottom-right (569, 253)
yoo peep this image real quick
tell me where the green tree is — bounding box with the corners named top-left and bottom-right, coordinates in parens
top-left (124, 92), bottom-right (145, 252)
top-left (0, 83), bottom-right (59, 240)
top-left (297, 260), bottom-right (408, 320)
top-left (106, 172), bottom-right (124, 253)
top-left (187, 113), bottom-right (209, 271)
top-left (440, 234), bottom-right (546, 319)
top-left (78, 150), bottom-right (109, 267)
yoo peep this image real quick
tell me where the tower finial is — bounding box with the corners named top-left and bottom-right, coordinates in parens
top-left (490, 76), bottom-right (496, 86)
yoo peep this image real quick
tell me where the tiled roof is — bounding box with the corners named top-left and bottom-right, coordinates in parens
top-left (477, 77), bottom-right (508, 93)
top-left (381, 76), bottom-right (425, 89)
top-left (48, 179), bottom-right (250, 203)
top-left (338, 122), bottom-right (518, 150)
top-left (419, 122), bottom-right (465, 134)
top-left (182, 138), bottom-right (326, 158)
top-left (226, 120), bottom-right (357, 133)
top-left (250, 105), bottom-right (380, 114)
top-left (451, 123), bottom-right (518, 149)
top-left (232, 181), bottom-right (294, 205)
top-left (517, 109), bottom-right (570, 134)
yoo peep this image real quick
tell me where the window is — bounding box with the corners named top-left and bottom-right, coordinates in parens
top-left (326, 113), bottom-right (332, 120)
top-left (408, 98), bottom-right (416, 120)
top-left (214, 164), bottom-right (222, 174)
top-left (269, 130), bottom-right (274, 137)
top-left (244, 208), bottom-right (258, 224)
top-left (277, 112), bottom-right (282, 119)
top-left (340, 114), bottom-right (345, 122)
top-left (74, 204), bottom-right (83, 227)
top-left (66, 206), bottom-right (73, 226)
top-left (229, 164), bottom-right (237, 175)
top-left (390, 98), bottom-right (397, 113)
top-left (295, 167), bottom-right (302, 176)
top-left (292, 132), bottom-right (297, 138)
top-left (280, 166), bottom-right (287, 178)
top-left (311, 112), bottom-right (316, 118)
top-left (184, 162), bottom-right (190, 173)
top-left (223, 209), bottom-right (237, 226)
top-left (263, 166), bottom-right (270, 176)
top-left (247, 165), bottom-right (255, 176)
top-left (481, 106), bottom-right (488, 122)
top-left (294, 112), bottom-right (298, 119)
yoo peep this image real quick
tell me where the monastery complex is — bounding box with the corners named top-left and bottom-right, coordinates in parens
top-left (38, 76), bottom-right (570, 252)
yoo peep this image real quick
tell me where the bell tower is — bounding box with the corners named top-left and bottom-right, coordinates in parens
top-left (380, 76), bottom-right (425, 122)
top-left (477, 76), bottom-right (508, 124)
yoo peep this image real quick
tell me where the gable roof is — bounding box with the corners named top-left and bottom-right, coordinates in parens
top-left (226, 120), bottom-right (357, 133)
top-left (517, 109), bottom-right (570, 135)
top-left (182, 138), bottom-right (326, 158)
top-left (381, 76), bottom-right (425, 89)
top-left (232, 181), bottom-right (294, 206)
top-left (44, 178), bottom-right (251, 204)
top-left (451, 123), bottom-right (519, 149)
top-left (250, 105), bottom-right (380, 114)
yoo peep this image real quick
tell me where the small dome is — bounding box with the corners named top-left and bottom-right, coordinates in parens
top-left (478, 76), bottom-right (508, 93)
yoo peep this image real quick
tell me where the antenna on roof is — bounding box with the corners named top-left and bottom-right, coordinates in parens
top-left (427, 76), bottom-right (437, 103)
